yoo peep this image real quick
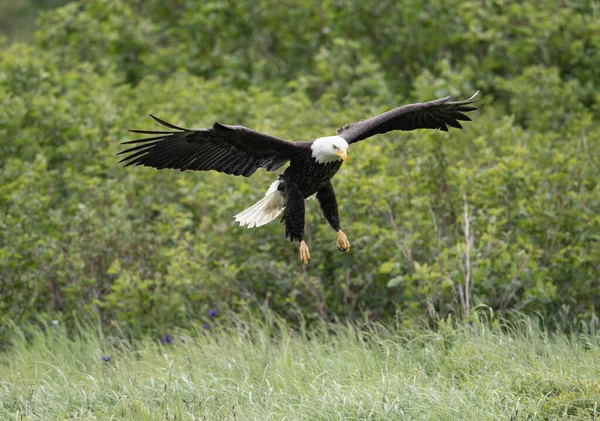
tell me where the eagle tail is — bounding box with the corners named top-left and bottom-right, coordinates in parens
top-left (234, 180), bottom-right (285, 228)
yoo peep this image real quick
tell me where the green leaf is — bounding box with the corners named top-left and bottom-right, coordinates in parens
top-left (387, 277), bottom-right (404, 288)
top-left (379, 261), bottom-right (395, 274)
top-left (107, 260), bottom-right (121, 275)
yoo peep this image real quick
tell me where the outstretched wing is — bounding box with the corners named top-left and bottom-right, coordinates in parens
top-left (119, 115), bottom-right (301, 177)
top-left (336, 92), bottom-right (479, 145)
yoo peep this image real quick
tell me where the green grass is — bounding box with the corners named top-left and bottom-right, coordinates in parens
top-left (1, 318), bottom-right (599, 420)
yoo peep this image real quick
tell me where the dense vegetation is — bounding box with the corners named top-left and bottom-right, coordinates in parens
top-left (0, 0), bottom-right (71, 42)
top-left (1, 0), bottom-right (599, 337)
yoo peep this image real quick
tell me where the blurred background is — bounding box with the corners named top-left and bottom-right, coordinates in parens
top-left (0, 0), bottom-right (71, 41)
top-left (1, 0), bottom-right (598, 338)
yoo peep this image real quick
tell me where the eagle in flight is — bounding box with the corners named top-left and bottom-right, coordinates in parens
top-left (119, 92), bottom-right (479, 264)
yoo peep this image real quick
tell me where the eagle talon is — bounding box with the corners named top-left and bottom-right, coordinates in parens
top-left (336, 230), bottom-right (350, 253)
top-left (299, 241), bottom-right (311, 265)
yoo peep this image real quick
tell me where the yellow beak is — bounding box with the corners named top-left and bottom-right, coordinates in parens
top-left (336, 149), bottom-right (348, 163)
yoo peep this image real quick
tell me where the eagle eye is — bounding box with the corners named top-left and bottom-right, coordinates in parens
top-left (333, 145), bottom-right (338, 150)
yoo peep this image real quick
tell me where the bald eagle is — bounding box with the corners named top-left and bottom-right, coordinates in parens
top-left (119, 92), bottom-right (478, 264)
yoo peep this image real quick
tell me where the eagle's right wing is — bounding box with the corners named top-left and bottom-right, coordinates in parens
top-left (119, 115), bottom-right (302, 177)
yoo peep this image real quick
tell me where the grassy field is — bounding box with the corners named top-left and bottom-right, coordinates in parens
top-left (0, 318), bottom-right (599, 420)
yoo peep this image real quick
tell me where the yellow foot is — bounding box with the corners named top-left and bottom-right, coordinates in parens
top-left (336, 230), bottom-right (350, 252)
top-left (299, 241), bottom-right (311, 264)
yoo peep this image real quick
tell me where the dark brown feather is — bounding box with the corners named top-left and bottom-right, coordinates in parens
top-left (119, 116), bottom-right (302, 176)
top-left (336, 92), bottom-right (479, 144)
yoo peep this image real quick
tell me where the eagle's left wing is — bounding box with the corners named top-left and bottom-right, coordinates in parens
top-left (336, 92), bottom-right (479, 145)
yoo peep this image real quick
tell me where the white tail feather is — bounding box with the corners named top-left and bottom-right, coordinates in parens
top-left (234, 180), bottom-right (285, 228)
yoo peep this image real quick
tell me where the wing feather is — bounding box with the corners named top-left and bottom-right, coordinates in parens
top-left (337, 91), bottom-right (479, 144)
top-left (452, 112), bottom-right (472, 121)
top-left (444, 117), bottom-right (463, 129)
top-left (119, 116), bottom-right (302, 176)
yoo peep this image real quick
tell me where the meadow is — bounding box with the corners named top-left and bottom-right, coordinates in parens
top-left (1, 317), bottom-right (599, 420)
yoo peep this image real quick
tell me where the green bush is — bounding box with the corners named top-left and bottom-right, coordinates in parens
top-left (1, 0), bottom-right (598, 337)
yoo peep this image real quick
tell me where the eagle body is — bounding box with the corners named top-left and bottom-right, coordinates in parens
top-left (120, 92), bottom-right (479, 264)
top-left (233, 138), bottom-right (345, 242)
top-left (282, 151), bottom-right (344, 198)
top-left (279, 156), bottom-right (344, 242)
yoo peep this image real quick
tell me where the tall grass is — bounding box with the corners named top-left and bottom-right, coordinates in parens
top-left (1, 317), bottom-right (599, 420)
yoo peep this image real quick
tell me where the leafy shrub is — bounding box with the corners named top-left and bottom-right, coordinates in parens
top-left (1, 0), bottom-right (598, 337)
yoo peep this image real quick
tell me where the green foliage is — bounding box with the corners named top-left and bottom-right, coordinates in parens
top-left (1, 318), bottom-right (599, 419)
top-left (0, 0), bottom-right (71, 42)
top-left (1, 0), bottom-right (599, 335)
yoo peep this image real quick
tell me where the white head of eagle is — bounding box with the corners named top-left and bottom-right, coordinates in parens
top-left (311, 136), bottom-right (348, 164)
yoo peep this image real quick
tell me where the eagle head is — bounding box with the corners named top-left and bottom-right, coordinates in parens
top-left (311, 136), bottom-right (348, 164)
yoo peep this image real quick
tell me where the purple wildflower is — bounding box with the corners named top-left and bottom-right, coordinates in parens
top-left (208, 309), bottom-right (217, 317)
top-left (203, 323), bottom-right (211, 330)
top-left (101, 355), bottom-right (112, 363)
top-left (160, 333), bottom-right (174, 345)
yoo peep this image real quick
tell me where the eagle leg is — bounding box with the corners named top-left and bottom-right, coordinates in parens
top-left (299, 241), bottom-right (311, 264)
top-left (316, 182), bottom-right (349, 253)
top-left (336, 230), bottom-right (350, 253)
